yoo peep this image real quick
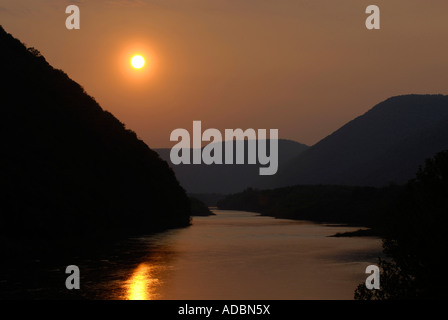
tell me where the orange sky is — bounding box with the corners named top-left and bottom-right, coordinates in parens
top-left (1, 0), bottom-right (448, 147)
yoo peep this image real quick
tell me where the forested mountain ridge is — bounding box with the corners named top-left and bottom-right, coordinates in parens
top-left (0, 25), bottom-right (191, 256)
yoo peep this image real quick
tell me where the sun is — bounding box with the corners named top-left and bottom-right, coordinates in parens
top-left (131, 55), bottom-right (145, 69)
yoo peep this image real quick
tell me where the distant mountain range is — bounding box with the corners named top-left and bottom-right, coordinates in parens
top-left (158, 95), bottom-right (448, 194)
top-left (155, 139), bottom-right (308, 194)
top-left (266, 94), bottom-right (448, 188)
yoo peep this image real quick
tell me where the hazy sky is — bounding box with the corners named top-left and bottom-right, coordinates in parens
top-left (1, 0), bottom-right (448, 147)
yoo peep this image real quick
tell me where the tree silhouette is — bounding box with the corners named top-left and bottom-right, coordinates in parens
top-left (355, 150), bottom-right (448, 299)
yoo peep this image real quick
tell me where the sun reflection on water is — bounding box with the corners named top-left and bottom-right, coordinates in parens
top-left (125, 263), bottom-right (160, 300)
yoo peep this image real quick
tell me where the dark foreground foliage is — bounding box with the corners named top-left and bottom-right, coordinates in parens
top-left (355, 150), bottom-right (448, 299)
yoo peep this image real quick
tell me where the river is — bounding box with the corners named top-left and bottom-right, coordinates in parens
top-left (78, 209), bottom-right (382, 300)
top-left (0, 210), bottom-right (382, 299)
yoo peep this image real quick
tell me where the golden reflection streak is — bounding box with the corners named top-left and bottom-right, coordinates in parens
top-left (125, 263), bottom-right (159, 300)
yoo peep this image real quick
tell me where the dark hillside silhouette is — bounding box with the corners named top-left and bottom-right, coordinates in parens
top-left (0, 26), bottom-right (191, 257)
top-left (266, 95), bottom-right (448, 188)
top-left (189, 197), bottom-right (214, 216)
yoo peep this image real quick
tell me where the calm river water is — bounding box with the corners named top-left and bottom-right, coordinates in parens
top-left (1, 210), bottom-right (382, 299)
top-left (77, 209), bottom-right (382, 300)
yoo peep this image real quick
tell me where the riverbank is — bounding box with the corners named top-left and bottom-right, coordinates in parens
top-left (216, 185), bottom-right (401, 237)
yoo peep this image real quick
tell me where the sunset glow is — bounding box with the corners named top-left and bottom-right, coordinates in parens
top-left (131, 55), bottom-right (145, 69)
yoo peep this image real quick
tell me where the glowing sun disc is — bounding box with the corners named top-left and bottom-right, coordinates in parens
top-left (131, 55), bottom-right (145, 69)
